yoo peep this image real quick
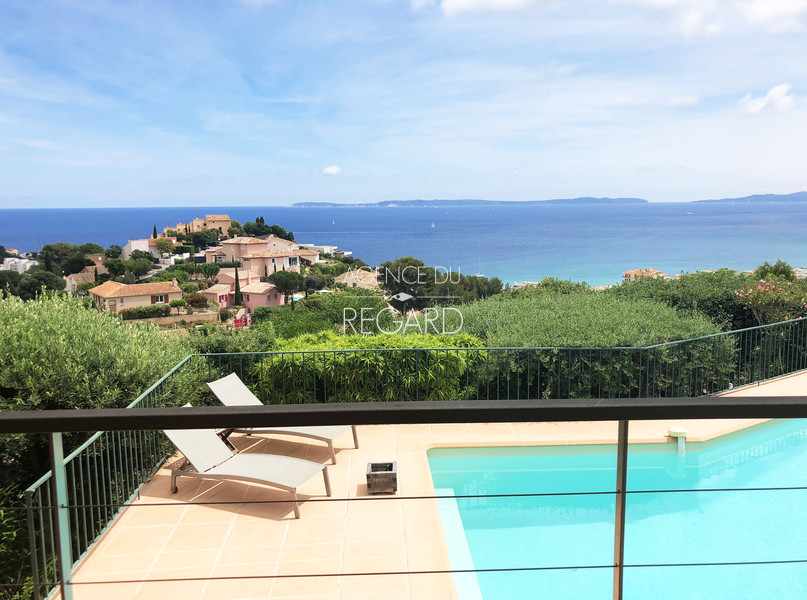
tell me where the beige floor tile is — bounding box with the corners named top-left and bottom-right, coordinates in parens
top-left (202, 569), bottom-right (273, 600)
top-left (224, 518), bottom-right (289, 548)
top-left (115, 504), bottom-right (185, 528)
top-left (71, 581), bottom-right (141, 600)
top-left (268, 573), bottom-right (340, 597)
top-left (341, 592), bottom-right (410, 600)
top-left (339, 573), bottom-right (409, 595)
top-left (162, 522), bottom-right (233, 553)
top-left (340, 554), bottom-right (408, 574)
top-left (346, 497), bottom-right (402, 517)
top-left (134, 578), bottom-right (208, 599)
top-left (343, 539), bottom-right (406, 560)
top-left (279, 542), bottom-right (343, 562)
top-left (95, 524), bottom-right (174, 557)
top-left (275, 558), bottom-right (342, 576)
top-left (157, 549), bottom-right (221, 570)
top-left (283, 516), bottom-right (346, 545)
top-left (217, 544), bottom-right (283, 565)
top-left (73, 553), bottom-right (157, 579)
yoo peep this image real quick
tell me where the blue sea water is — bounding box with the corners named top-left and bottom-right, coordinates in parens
top-left (2, 203), bottom-right (807, 286)
top-left (429, 419), bottom-right (807, 600)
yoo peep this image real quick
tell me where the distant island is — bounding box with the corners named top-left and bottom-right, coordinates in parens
top-left (693, 191), bottom-right (807, 204)
top-left (293, 191), bottom-right (807, 207)
top-left (292, 197), bottom-right (649, 208)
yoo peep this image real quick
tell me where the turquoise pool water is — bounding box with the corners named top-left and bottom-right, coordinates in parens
top-left (428, 420), bottom-right (807, 599)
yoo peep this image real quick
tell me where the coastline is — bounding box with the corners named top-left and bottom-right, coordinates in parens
top-left (3, 203), bottom-right (807, 287)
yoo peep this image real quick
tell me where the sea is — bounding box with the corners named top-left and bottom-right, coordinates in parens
top-left (2, 203), bottom-right (807, 287)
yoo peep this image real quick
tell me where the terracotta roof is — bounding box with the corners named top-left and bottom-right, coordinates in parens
top-left (202, 283), bottom-right (231, 295)
top-left (80, 264), bottom-right (109, 276)
top-left (85, 254), bottom-right (106, 266)
top-left (90, 280), bottom-right (181, 299)
top-left (240, 282), bottom-right (276, 294)
top-left (217, 268), bottom-right (254, 280)
top-left (225, 237), bottom-right (267, 245)
top-left (292, 248), bottom-right (318, 256)
top-left (624, 268), bottom-right (662, 275)
top-left (64, 272), bottom-right (96, 284)
top-left (264, 235), bottom-right (297, 246)
top-left (242, 250), bottom-right (294, 259)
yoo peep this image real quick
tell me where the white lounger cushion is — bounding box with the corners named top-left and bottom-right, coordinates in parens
top-left (205, 453), bottom-right (326, 491)
top-left (207, 373), bottom-right (357, 463)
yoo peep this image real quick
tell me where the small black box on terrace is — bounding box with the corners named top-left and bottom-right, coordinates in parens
top-left (366, 461), bottom-right (397, 494)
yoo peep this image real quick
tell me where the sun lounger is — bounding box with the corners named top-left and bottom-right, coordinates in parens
top-left (207, 372), bottom-right (359, 464)
top-left (164, 423), bottom-right (331, 518)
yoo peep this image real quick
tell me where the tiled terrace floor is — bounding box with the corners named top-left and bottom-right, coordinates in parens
top-left (64, 370), bottom-right (807, 599)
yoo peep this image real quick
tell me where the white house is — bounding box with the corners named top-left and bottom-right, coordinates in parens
top-left (121, 239), bottom-right (151, 260)
top-left (2, 257), bottom-right (38, 274)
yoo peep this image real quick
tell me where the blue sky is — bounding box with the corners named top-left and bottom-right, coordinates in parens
top-left (1, 0), bottom-right (806, 207)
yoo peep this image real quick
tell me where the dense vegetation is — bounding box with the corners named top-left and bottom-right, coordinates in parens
top-left (0, 295), bottom-right (198, 597)
top-left (252, 290), bottom-right (392, 337)
top-left (455, 289), bottom-right (722, 347)
top-left (226, 216), bottom-right (294, 240)
top-left (2, 254), bottom-right (807, 596)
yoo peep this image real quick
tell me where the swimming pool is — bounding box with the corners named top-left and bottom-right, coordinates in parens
top-left (428, 420), bottom-right (807, 599)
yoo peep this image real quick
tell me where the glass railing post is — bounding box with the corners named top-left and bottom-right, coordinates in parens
top-left (49, 432), bottom-right (74, 600)
top-left (613, 420), bottom-right (629, 600)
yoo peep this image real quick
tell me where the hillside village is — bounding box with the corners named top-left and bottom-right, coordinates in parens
top-left (78, 214), bottom-right (376, 324)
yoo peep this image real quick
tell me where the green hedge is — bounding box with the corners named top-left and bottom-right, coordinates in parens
top-left (215, 331), bottom-right (486, 403)
top-left (120, 304), bottom-right (171, 319)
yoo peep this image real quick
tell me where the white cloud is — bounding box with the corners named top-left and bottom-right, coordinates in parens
top-left (742, 0), bottom-right (807, 31)
top-left (438, 0), bottom-right (544, 16)
top-left (669, 94), bottom-right (699, 107)
top-left (619, 0), bottom-right (724, 36)
top-left (322, 165), bottom-right (342, 175)
top-left (738, 83), bottom-right (796, 115)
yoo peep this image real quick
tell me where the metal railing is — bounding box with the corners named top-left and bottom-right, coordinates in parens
top-left (197, 317), bottom-right (807, 402)
top-left (5, 398), bottom-right (807, 600)
top-left (22, 355), bottom-right (197, 600)
top-left (14, 316), bottom-right (807, 599)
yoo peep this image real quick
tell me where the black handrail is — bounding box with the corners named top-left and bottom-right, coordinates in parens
top-left (2, 395), bottom-right (807, 434)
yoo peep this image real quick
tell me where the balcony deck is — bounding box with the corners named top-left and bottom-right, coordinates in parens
top-left (63, 370), bottom-right (807, 599)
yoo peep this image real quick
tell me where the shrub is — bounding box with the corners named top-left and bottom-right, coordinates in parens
top-left (606, 270), bottom-right (755, 330)
top-left (754, 259), bottom-right (795, 282)
top-left (220, 308), bottom-right (233, 321)
top-left (185, 292), bottom-right (209, 309)
top-left (189, 322), bottom-right (276, 355)
top-left (120, 304), bottom-right (171, 319)
top-left (0, 294), bottom-right (192, 485)
top-left (259, 331), bottom-right (485, 403)
top-left (436, 291), bottom-right (736, 400)
top-left (737, 280), bottom-right (807, 325)
top-left (455, 292), bottom-right (721, 348)
top-left (252, 292), bottom-right (393, 338)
